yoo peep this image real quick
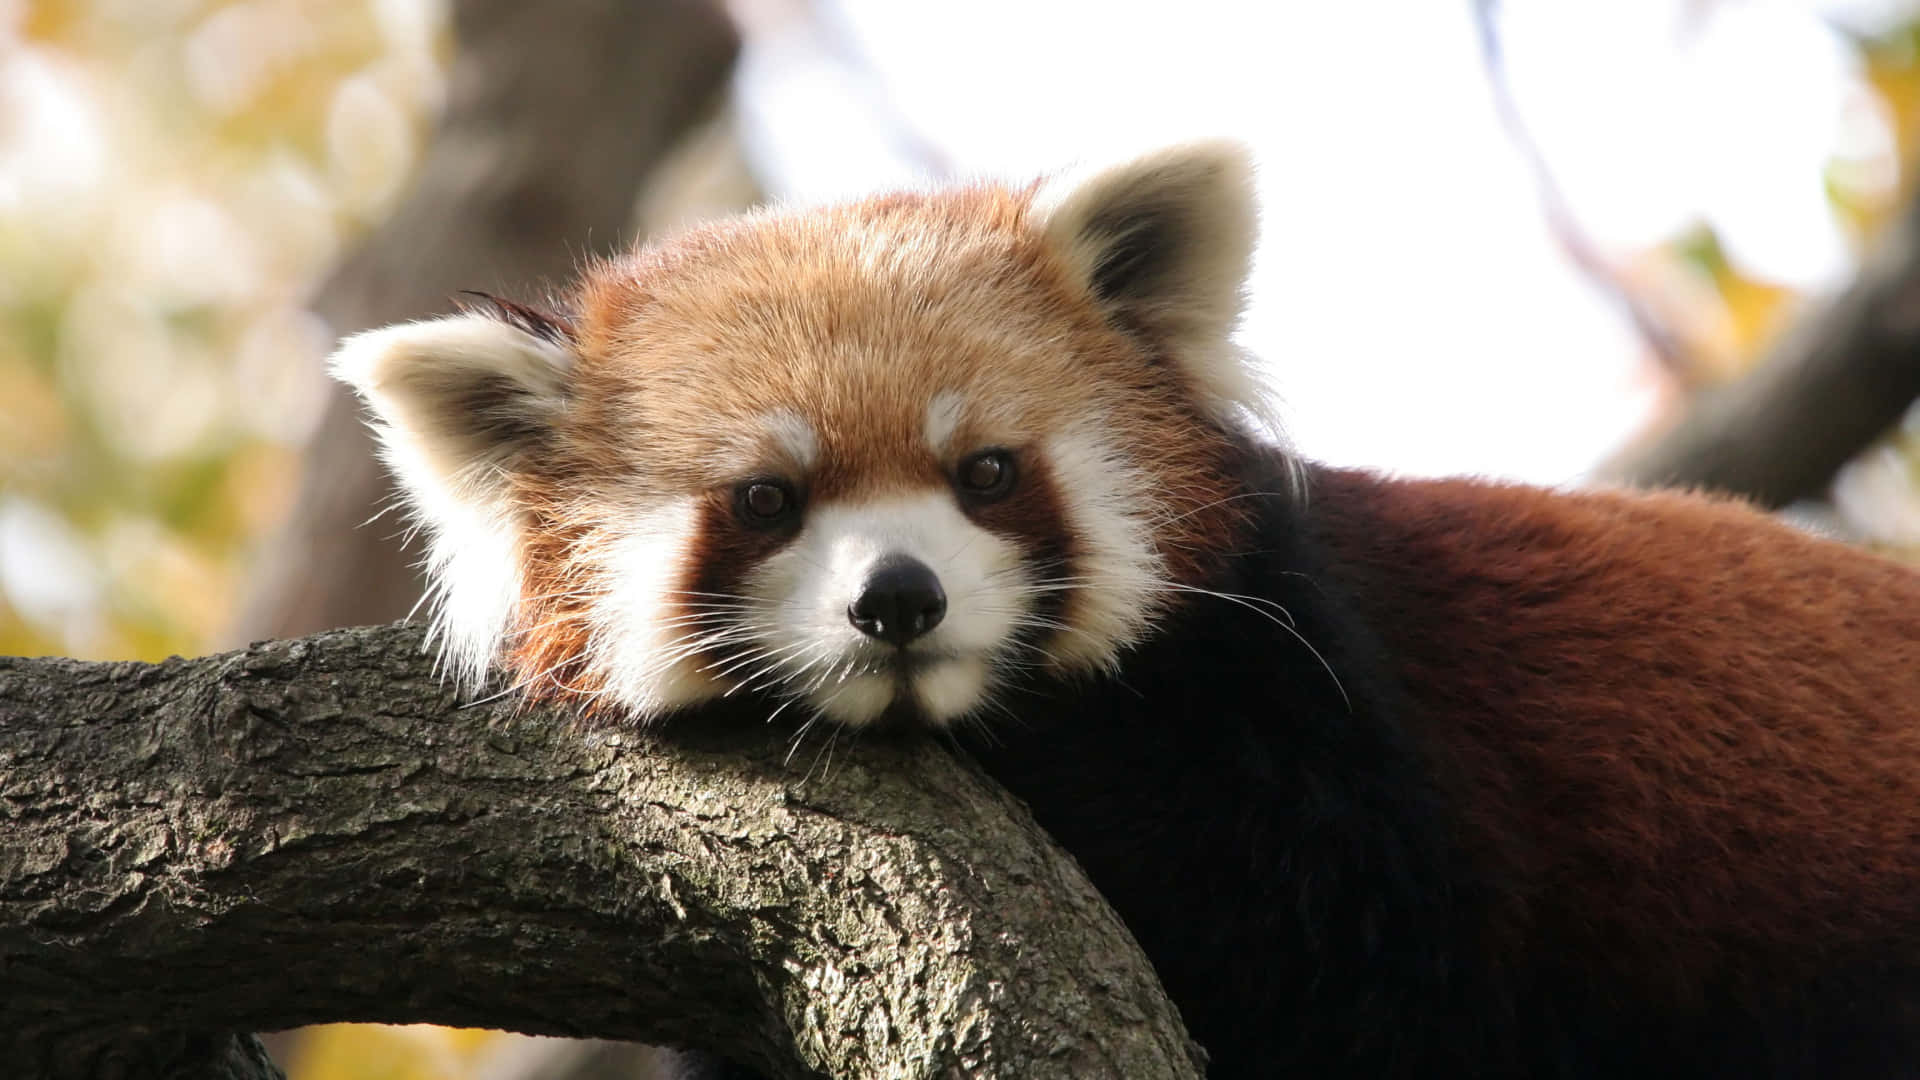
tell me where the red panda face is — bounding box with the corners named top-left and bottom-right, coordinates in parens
top-left (333, 141), bottom-right (1272, 728)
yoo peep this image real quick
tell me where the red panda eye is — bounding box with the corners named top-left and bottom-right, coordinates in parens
top-left (956, 450), bottom-right (1016, 502)
top-left (736, 480), bottom-right (797, 526)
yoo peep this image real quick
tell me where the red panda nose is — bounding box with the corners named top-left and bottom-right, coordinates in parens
top-left (848, 556), bottom-right (947, 647)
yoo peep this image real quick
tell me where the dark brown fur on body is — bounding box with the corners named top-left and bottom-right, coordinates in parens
top-left (962, 457), bottom-right (1920, 1076)
top-left (1310, 467), bottom-right (1920, 1006)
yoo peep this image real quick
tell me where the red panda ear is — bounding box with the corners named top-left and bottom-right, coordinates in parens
top-left (330, 305), bottom-right (573, 503)
top-left (329, 306), bottom-right (575, 688)
top-left (1031, 140), bottom-right (1266, 425)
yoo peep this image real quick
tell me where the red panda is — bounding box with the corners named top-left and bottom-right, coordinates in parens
top-left (332, 142), bottom-right (1920, 1078)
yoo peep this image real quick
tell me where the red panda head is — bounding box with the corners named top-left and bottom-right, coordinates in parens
top-left (332, 141), bottom-right (1275, 728)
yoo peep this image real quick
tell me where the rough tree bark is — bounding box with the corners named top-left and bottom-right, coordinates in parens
top-left (0, 625), bottom-right (1205, 1080)
top-left (230, 0), bottom-right (742, 644)
top-left (1599, 181), bottom-right (1920, 505)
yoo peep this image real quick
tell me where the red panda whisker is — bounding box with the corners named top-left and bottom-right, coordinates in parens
top-left (1001, 611), bottom-right (1112, 656)
top-left (739, 653), bottom-right (832, 700)
top-left (1153, 582), bottom-right (1347, 709)
top-left (961, 695), bottom-right (1026, 745)
top-left (1149, 582), bottom-right (1298, 628)
top-left (1150, 489), bottom-right (1295, 528)
top-left (707, 639), bottom-right (820, 684)
top-left (773, 548), bottom-right (832, 576)
top-left (788, 711), bottom-right (848, 781)
top-left (782, 716), bottom-right (824, 769)
top-left (472, 646), bottom-right (607, 707)
top-left (702, 644), bottom-right (792, 679)
top-left (649, 605), bottom-right (768, 618)
top-left (646, 613), bottom-right (775, 632)
top-left (801, 724), bottom-right (847, 784)
top-left (634, 634), bottom-right (757, 671)
top-left (659, 598), bottom-right (763, 609)
top-left (762, 691), bottom-right (815, 728)
top-left (515, 586), bottom-right (605, 604)
top-left (357, 495), bottom-right (413, 531)
top-left (501, 613), bottom-right (592, 642)
top-left (815, 652), bottom-right (868, 693)
top-left (787, 653), bottom-right (852, 699)
top-left (657, 589), bottom-right (766, 602)
top-left (767, 647), bottom-right (843, 699)
top-left (608, 630), bottom-right (759, 679)
top-left (459, 679), bottom-right (541, 710)
top-left (939, 526), bottom-right (988, 566)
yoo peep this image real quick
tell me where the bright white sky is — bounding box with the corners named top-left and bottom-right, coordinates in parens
top-left (731, 0), bottom-right (1912, 485)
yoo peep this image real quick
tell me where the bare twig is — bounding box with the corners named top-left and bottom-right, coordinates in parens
top-left (1470, 0), bottom-right (1698, 381)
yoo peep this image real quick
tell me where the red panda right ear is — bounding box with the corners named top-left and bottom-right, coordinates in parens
top-left (329, 307), bottom-right (575, 688)
top-left (1031, 140), bottom-right (1267, 427)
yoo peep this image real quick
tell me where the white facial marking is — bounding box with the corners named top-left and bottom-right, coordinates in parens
top-left (924, 391), bottom-right (965, 454)
top-left (586, 496), bottom-right (725, 715)
top-left (748, 492), bottom-right (1025, 727)
top-left (1043, 423), bottom-right (1168, 670)
top-left (393, 441), bottom-right (520, 691)
top-left (913, 654), bottom-right (990, 720)
top-left (762, 408), bottom-right (819, 470)
top-left (713, 409), bottom-right (820, 475)
top-left (815, 674), bottom-right (897, 726)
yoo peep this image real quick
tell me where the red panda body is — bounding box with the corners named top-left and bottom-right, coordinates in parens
top-left (961, 451), bottom-right (1920, 1078)
top-left (1313, 466), bottom-right (1920, 1003)
top-left (334, 143), bottom-right (1920, 1077)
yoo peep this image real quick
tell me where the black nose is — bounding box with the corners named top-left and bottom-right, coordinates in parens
top-left (848, 556), bottom-right (947, 647)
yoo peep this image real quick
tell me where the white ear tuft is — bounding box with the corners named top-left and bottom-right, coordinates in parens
top-left (1032, 140), bottom-right (1267, 427)
top-left (329, 309), bottom-right (575, 689)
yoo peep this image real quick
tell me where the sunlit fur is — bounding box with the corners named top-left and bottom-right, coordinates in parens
top-left (328, 310), bottom-right (571, 690)
top-left (335, 141), bottom-right (1260, 727)
top-left (337, 143), bottom-right (1920, 1078)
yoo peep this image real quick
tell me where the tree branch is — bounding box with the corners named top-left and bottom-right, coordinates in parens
top-left (0, 626), bottom-right (1203, 1080)
top-left (1598, 179), bottom-right (1920, 505)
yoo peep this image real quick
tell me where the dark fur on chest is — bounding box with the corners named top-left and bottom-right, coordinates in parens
top-left (669, 453), bottom-right (1920, 1078)
top-left (968, 457), bottom-right (1488, 1076)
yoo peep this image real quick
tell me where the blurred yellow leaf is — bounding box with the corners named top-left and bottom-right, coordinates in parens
top-left (1629, 224), bottom-right (1799, 386)
top-left (0, 355), bottom-right (69, 466)
top-left (19, 0), bottom-right (85, 44)
top-left (285, 1024), bottom-right (517, 1080)
top-left (0, 0), bottom-right (444, 660)
top-left (1860, 23), bottom-right (1920, 199)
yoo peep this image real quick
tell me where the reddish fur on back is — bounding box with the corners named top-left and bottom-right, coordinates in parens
top-left (1309, 467), bottom-right (1920, 1004)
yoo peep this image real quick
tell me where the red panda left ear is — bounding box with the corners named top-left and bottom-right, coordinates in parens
top-left (329, 305), bottom-right (576, 689)
top-left (1031, 140), bottom-right (1266, 426)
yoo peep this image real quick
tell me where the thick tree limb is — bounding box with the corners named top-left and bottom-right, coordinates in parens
top-left (0, 626), bottom-right (1204, 1080)
top-left (1599, 183), bottom-right (1920, 505)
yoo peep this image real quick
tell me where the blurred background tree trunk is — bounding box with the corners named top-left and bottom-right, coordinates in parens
top-left (1598, 181), bottom-right (1920, 506)
top-left (229, 0), bottom-right (752, 646)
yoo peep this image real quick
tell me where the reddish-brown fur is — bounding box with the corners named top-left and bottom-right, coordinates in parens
top-left (1310, 467), bottom-right (1920, 1006)
top-left (336, 142), bottom-right (1920, 1073)
top-left (337, 141), bottom-right (1920, 1068)
top-left (503, 183), bottom-right (1252, 710)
